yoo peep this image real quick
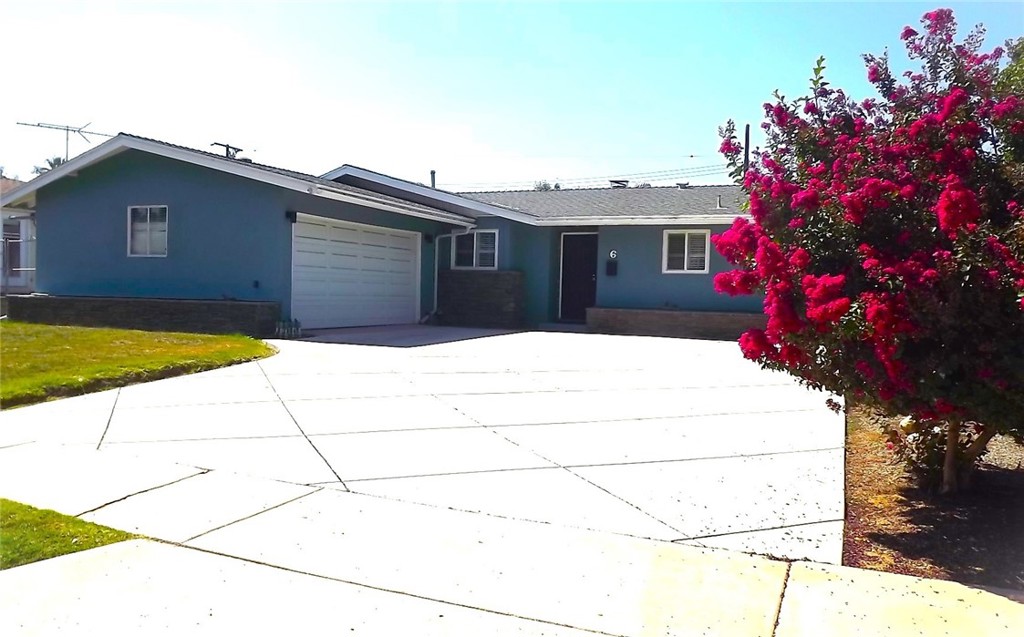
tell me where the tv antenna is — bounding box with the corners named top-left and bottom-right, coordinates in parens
top-left (211, 142), bottom-right (243, 159)
top-left (16, 122), bottom-right (116, 161)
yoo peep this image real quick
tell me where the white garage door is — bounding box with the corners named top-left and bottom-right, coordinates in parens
top-left (291, 214), bottom-right (420, 329)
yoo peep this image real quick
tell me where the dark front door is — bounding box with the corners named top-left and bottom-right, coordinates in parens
top-left (559, 233), bottom-right (598, 322)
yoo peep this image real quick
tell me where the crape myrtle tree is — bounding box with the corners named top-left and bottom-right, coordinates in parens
top-left (714, 9), bottom-right (1024, 494)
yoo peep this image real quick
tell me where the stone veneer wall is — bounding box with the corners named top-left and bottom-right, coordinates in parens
top-left (586, 307), bottom-right (766, 341)
top-left (437, 270), bottom-right (525, 329)
top-left (7, 295), bottom-right (280, 337)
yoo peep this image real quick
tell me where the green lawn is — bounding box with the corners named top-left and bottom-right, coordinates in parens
top-left (0, 499), bottom-right (136, 570)
top-left (0, 321), bottom-right (275, 408)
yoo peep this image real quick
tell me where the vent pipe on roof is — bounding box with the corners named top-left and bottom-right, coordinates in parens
top-left (716, 195), bottom-right (724, 209)
top-left (676, 182), bottom-right (689, 189)
top-left (610, 179), bottom-right (629, 189)
top-left (430, 170), bottom-right (436, 189)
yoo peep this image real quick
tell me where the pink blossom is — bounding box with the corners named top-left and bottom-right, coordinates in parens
top-left (788, 248), bottom-right (811, 270)
top-left (713, 270), bottom-right (760, 296)
top-left (719, 138), bottom-right (742, 155)
top-left (934, 176), bottom-right (981, 235)
top-left (937, 88), bottom-right (969, 122)
top-left (738, 329), bottom-right (772, 361)
top-left (791, 188), bottom-right (820, 212)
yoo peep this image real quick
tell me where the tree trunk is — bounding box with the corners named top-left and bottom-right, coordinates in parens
top-left (963, 426), bottom-right (997, 464)
top-left (956, 426), bottom-right (997, 492)
top-left (940, 419), bottom-right (961, 495)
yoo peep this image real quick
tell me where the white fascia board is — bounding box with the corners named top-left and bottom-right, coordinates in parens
top-left (534, 214), bottom-right (749, 226)
top-left (321, 165), bottom-right (540, 225)
top-left (0, 135), bottom-right (475, 227)
top-left (2, 207), bottom-right (36, 219)
top-left (308, 186), bottom-right (475, 227)
top-left (0, 136), bottom-right (133, 208)
top-left (0, 135), bottom-right (311, 208)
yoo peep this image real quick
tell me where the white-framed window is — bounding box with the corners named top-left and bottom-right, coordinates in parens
top-left (452, 230), bottom-right (498, 269)
top-left (662, 229), bottom-right (709, 274)
top-left (128, 205), bottom-right (168, 257)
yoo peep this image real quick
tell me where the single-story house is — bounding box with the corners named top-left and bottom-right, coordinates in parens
top-left (0, 133), bottom-right (764, 338)
top-left (1, 176), bottom-right (36, 294)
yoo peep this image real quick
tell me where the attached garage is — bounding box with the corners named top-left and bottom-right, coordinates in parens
top-left (291, 214), bottom-right (420, 329)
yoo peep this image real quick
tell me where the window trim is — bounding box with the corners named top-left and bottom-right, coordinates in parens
top-left (127, 205), bottom-right (169, 258)
top-left (662, 229), bottom-right (709, 274)
top-left (450, 229), bottom-right (499, 270)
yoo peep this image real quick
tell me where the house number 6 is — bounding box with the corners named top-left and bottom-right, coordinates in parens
top-left (609, 250), bottom-right (618, 259)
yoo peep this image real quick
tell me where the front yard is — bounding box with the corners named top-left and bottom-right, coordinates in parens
top-left (844, 404), bottom-right (1024, 592)
top-left (0, 321), bottom-right (274, 408)
top-left (0, 499), bottom-right (136, 570)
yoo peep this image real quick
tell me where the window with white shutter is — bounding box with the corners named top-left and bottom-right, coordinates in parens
top-left (662, 229), bottom-right (709, 273)
top-left (451, 230), bottom-right (498, 270)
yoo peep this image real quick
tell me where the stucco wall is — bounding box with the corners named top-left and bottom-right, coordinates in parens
top-left (435, 220), bottom-right (564, 327)
top-left (509, 223), bottom-right (561, 326)
top-left (34, 151), bottom-right (452, 318)
top-left (36, 151), bottom-right (290, 306)
top-left (595, 224), bottom-right (763, 313)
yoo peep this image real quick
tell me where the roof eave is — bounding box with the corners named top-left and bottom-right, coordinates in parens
top-left (309, 186), bottom-right (475, 227)
top-left (535, 214), bottom-right (748, 226)
top-left (0, 136), bottom-right (475, 227)
top-left (323, 165), bottom-right (541, 225)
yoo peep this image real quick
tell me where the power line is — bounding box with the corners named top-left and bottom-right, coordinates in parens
top-left (447, 163), bottom-right (729, 190)
top-left (448, 163), bottom-right (725, 188)
top-left (549, 170), bottom-right (728, 190)
top-left (458, 169), bottom-right (729, 191)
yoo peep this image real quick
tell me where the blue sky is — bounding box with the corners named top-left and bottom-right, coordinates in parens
top-left (2, 1), bottom-right (1021, 190)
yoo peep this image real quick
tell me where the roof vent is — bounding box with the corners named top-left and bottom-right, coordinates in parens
top-left (715, 194), bottom-right (725, 209)
top-left (610, 179), bottom-right (629, 189)
top-left (676, 182), bottom-right (690, 189)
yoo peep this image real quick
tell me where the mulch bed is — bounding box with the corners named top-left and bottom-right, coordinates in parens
top-left (844, 405), bottom-right (1024, 593)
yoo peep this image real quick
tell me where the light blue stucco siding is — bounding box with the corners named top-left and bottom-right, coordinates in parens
top-left (35, 151), bottom-right (292, 306)
top-left (434, 217), bottom-right (561, 326)
top-left (509, 223), bottom-right (561, 326)
top-left (595, 224), bottom-right (763, 313)
top-left (34, 150), bottom-right (452, 318)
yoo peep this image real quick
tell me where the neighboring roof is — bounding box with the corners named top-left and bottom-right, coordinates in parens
top-left (0, 177), bottom-right (25, 194)
top-left (322, 164), bottom-right (746, 226)
top-left (323, 164), bottom-right (541, 224)
top-left (459, 185), bottom-right (745, 225)
top-left (0, 135), bottom-right (476, 227)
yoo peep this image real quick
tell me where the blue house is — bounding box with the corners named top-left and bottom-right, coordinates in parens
top-left (0, 134), bottom-right (763, 338)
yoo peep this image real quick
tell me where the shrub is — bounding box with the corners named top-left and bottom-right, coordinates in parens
top-left (716, 9), bottom-right (1024, 493)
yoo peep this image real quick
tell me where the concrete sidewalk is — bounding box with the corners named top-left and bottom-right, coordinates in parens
top-left (0, 449), bottom-right (1020, 636)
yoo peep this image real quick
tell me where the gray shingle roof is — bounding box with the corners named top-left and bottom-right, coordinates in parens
top-left (459, 185), bottom-right (744, 219)
top-left (117, 134), bottom-right (474, 223)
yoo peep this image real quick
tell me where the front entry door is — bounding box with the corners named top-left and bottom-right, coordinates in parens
top-left (559, 233), bottom-right (598, 322)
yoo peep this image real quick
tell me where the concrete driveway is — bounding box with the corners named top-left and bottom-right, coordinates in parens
top-left (1, 327), bottom-right (844, 562)
top-left (8, 328), bottom-right (1024, 636)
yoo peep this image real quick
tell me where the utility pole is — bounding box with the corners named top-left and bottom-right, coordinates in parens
top-left (743, 123), bottom-right (751, 175)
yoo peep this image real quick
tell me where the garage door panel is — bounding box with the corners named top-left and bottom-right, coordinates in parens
top-left (292, 216), bottom-right (419, 329)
